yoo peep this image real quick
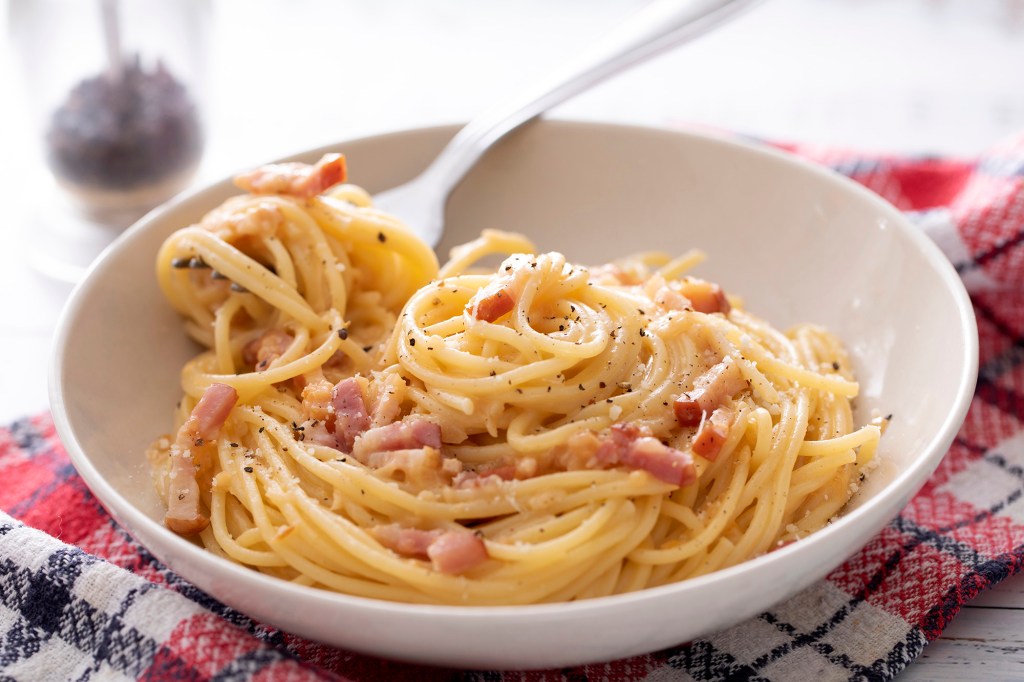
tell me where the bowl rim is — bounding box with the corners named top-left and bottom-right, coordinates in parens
top-left (49, 119), bottom-right (979, 623)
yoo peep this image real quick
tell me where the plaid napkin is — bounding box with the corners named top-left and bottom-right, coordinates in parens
top-left (2, 132), bottom-right (1023, 681)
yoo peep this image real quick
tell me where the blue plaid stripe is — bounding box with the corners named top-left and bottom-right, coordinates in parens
top-left (0, 511), bottom-right (328, 681)
top-left (0, 536), bottom-right (160, 680)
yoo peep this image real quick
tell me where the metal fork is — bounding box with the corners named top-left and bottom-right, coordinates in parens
top-left (372, 0), bottom-right (763, 247)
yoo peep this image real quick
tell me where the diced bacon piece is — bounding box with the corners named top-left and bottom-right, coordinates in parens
top-left (621, 436), bottom-right (696, 486)
top-left (371, 525), bottom-right (488, 575)
top-left (674, 358), bottom-right (747, 427)
top-left (165, 448), bottom-right (208, 536)
top-left (164, 383), bottom-right (238, 535)
top-left (243, 329), bottom-right (294, 371)
top-left (371, 524), bottom-right (441, 559)
top-left (353, 417), bottom-right (442, 462)
top-left (691, 408), bottom-right (735, 460)
top-left (187, 383), bottom-right (238, 443)
top-left (680, 279), bottom-right (730, 315)
top-left (407, 418), bottom-right (442, 449)
top-left (469, 277), bottom-right (517, 322)
top-left (234, 153), bottom-right (347, 199)
top-left (606, 422), bottom-right (640, 451)
top-left (427, 531), bottom-right (489, 575)
top-left (673, 399), bottom-right (703, 427)
top-left (332, 377), bottom-right (370, 453)
top-left (466, 254), bottom-right (546, 322)
top-left (562, 422), bottom-right (694, 487)
top-left (559, 424), bottom-right (628, 471)
top-left (592, 422), bottom-right (640, 466)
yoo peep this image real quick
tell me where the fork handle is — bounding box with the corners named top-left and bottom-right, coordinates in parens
top-left (418, 0), bottom-right (763, 195)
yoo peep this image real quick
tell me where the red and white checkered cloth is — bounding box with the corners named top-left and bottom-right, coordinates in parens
top-left (2, 132), bottom-right (1024, 681)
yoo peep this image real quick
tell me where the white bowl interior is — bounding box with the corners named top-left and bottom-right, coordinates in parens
top-left (51, 121), bottom-right (977, 669)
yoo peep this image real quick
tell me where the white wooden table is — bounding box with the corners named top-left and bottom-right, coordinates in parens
top-left (1, 0), bottom-right (1023, 677)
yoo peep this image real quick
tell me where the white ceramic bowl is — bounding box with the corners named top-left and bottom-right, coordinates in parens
top-left (51, 121), bottom-right (977, 669)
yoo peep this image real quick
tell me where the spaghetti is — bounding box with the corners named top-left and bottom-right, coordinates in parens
top-left (147, 153), bottom-right (882, 605)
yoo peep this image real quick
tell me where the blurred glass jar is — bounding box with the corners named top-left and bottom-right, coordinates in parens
top-left (8, 0), bottom-right (210, 221)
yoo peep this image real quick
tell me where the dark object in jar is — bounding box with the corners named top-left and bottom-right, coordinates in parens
top-left (46, 55), bottom-right (202, 191)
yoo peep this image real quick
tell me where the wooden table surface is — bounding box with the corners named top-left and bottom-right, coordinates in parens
top-left (1, 0), bottom-right (1023, 678)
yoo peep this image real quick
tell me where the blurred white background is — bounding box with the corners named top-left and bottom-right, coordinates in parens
top-left (1, 1), bottom-right (1023, 676)
top-left (195, 0), bottom-right (1024, 163)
